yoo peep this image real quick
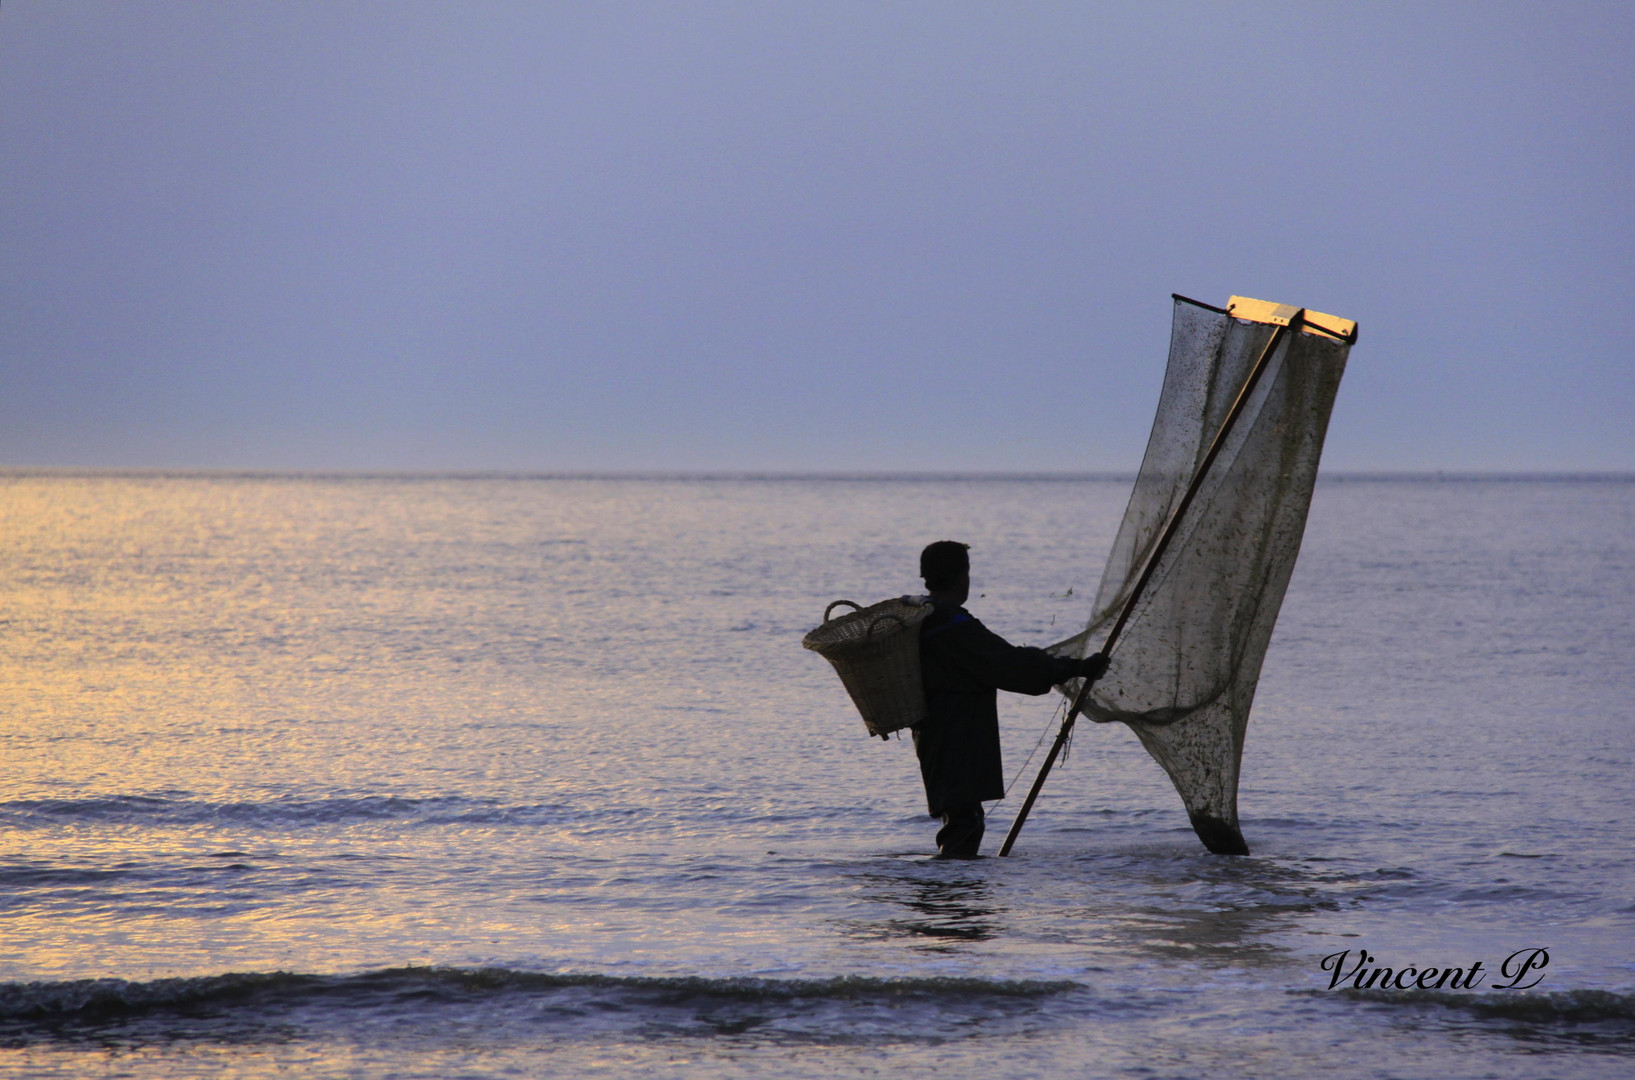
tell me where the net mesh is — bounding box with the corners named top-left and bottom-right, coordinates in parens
top-left (1051, 297), bottom-right (1351, 854)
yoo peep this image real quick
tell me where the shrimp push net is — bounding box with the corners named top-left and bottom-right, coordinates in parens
top-left (1048, 295), bottom-right (1354, 855)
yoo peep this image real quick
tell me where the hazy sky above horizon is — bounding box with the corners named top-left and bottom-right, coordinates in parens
top-left (3, 1), bottom-right (1631, 472)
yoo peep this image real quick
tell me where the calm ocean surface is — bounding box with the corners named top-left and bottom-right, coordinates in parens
top-left (0, 474), bottom-right (1631, 1078)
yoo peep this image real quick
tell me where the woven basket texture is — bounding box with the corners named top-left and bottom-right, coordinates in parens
top-left (802, 597), bottom-right (932, 736)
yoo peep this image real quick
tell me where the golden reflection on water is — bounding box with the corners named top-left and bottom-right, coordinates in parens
top-left (1, 476), bottom-right (580, 978)
top-left (2, 476), bottom-right (570, 799)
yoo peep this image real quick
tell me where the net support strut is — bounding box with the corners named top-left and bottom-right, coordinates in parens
top-left (997, 310), bottom-right (1306, 856)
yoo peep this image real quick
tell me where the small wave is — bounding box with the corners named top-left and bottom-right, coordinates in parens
top-left (0, 794), bottom-right (851, 834)
top-left (0, 966), bottom-right (1086, 1045)
top-left (0, 967), bottom-right (1080, 1018)
top-left (1337, 987), bottom-right (1635, 1024)
top-left (1313, 987), bottom-right (1635, 1048)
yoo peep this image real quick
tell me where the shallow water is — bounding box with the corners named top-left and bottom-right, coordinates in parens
top-left (1, 474), bottom-right (1631, 1077)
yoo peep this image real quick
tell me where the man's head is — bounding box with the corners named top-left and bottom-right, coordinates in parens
top-left (920, 540), bottom-right (971, 595)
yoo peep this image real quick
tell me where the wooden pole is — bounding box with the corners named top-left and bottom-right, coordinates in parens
top-left (997, 311), bottom-right (1304, 856)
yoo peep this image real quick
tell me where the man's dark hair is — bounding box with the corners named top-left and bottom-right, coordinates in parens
top-left (920, 541), bottom-right (970, 591)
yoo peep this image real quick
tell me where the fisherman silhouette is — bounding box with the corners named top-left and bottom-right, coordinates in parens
top-left (914, 541), bottom-right (1108, 857)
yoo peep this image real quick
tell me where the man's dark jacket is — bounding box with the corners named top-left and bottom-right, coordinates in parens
top-left (914, 605), bottom-right (1080, 816)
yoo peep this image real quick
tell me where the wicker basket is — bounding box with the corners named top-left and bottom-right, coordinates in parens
top-left (802, 597), bottom-right (933, 737)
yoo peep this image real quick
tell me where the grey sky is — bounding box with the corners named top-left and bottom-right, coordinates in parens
top-left (3, 1), bottom-right (1630, 471)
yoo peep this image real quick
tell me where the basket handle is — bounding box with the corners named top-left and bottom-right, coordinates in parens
top-left (823, 600), bottom-right (863, 622)
top-left (866, 613), bottom-right (905, 639)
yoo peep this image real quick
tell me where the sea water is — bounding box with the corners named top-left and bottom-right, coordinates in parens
top-left (0, 474), bottom-right (1630, 1078)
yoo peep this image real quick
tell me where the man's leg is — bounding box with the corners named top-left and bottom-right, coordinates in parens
top-left (935, 803), bottom-right (985, 858)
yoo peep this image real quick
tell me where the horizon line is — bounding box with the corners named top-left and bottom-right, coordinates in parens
top-left (3, 468), bottom-right (1632, 483)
